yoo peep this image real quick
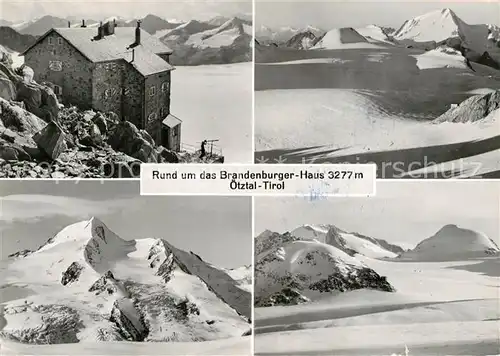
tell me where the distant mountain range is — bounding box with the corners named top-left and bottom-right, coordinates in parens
top-left (0, 14), bottom-right (252, 65)
top-left (256, 9), bottom-right (500, 69)
top-left (255, 223), bottom-right (498, 307)
top-left (159, 17), bottom-right (252, 65)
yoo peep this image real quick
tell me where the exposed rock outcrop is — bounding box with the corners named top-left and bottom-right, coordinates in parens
top-left (107, 121), bottom-right (158, 163)
top-left (255, 230), bottom-right (396, 307)
top-left (0, 52), bottom-right (223, 178)
top-left (109, 299), bottom-right (149, 341)
top-left (8, 249), bottom-right (32, 258)
top-left (309, 267), bottom-right (394, 293)
top-left (256, 287), bottom-right (310, 307)
top-left (434, 90), bottom-right (500, 123)
top-left (89, 271), bottom-right (118, 295)
top-left (0, 60), bottom-right (59, 121)
top-left (0, 97), bottom-right (46, 134)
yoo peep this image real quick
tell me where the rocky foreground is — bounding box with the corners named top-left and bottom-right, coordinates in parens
top-left (0, 51), bottom-right (222, 178)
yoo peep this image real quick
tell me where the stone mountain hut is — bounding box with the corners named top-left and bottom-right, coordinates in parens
top-left (21, 19), bottom-right (182, 151)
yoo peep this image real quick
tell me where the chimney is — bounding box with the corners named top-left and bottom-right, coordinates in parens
top-left (68, 21), bottom-right (71, 28)
top-left (113, 18), bottom-right (116, 28)
top-left (135, 20), bottom-right (141, 45)
top-left (91, 21), bottom-right (103, 41)
top-left (126, 20), bottom-right (141, 49)
top-left (131, 48), bottom-right (135, 62)
top-left (81, 19), bottom-right (86, 28)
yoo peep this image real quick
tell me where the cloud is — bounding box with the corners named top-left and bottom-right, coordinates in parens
top-left (0, 194), bottom-right (144, 228)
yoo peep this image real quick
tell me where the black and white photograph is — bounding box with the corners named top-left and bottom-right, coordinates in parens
top-left (254, 1), bottom-right (500, 179)
top-left (0, 181), bottom-right (252, 355)
top-left (0, 0), bottom-right (252, 178)
top-left (254, 181), bottom-right (500, 355)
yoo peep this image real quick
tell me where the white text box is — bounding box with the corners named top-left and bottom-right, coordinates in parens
top-left (140, 164), bottom-right (376, 197)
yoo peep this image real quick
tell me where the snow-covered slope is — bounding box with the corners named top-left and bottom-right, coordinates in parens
top-left (291, 224), bottom-right (404, 258)
top-left (312, 27), bottom-right (385, 49)
top-left (184, 17), bottom-right (251, 49)
top-left (434, 89), bottom-right (500, 124)
top-left (0, 218), bottom-right (250, 345)
top-left (224, 266), bottom-right (252, 293)
top-left (412, 46), bottom-right (468, 69)
top-left (256, 25), bottom-right (324, 45)
top-left (255, 230), bottom-right (395, 307)
top-left (399, 224), bottom-right (499, 261)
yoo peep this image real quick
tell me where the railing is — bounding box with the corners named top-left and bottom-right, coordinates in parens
top-left (181, 141), bottom-right (223, 158)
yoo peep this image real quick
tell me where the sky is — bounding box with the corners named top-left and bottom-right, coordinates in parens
top-left (256, 1), bottom-right (500, 29)
top-left (255, 181), bottom-right (500, 250)
top-left (0, 180), bottom-right (251, 268)
top-left (0, 0), bottom-right (252, 22)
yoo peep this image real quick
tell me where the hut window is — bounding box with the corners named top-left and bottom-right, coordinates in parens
top-left (57, 38), bottom-right (63, 45)
top-left (104, 89), bottom-right (111, 99)
top-left (161, 82), bottom-right (169, 92)
top-left (48, 37), bottom-right (54, 45)
top-left (48, 60), bottom-right (62, 71)
top-left (149, 86), bottom-right (156, 96)
top-left (53, 85), bottom-right (62, 95)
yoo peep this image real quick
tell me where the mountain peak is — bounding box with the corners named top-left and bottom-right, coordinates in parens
top-left (400, 224), bottom-right (499, 261)
top-left (393, 7), bottom-right (467, 43)
top-left (441, 8), bottom-right (456, 16)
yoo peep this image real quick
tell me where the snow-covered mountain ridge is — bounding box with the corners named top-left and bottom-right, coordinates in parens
top-left (254, 229), bottom-right (396, 307)
top-left (255, 222), bottom-right (498, 307)
top-left (0, 217), bottom-right (250, 344)
top-left (399, 224), bottom-right (500, 261)
top-left (290, 224), bottom-right (405, 258)
top-left (159, 16), bottom-right (252, 65)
